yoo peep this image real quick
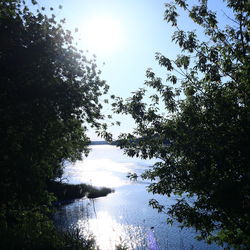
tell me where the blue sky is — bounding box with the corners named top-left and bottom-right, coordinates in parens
top-left (35, 0), bottom-right (232, 140)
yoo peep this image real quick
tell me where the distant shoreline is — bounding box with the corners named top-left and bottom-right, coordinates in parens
top-left (90, 141), bottom-right (110, 145)
top-left (90, 141), bottom-right (118, 145)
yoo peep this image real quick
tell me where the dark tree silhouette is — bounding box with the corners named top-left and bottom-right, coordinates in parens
top-left (0, 1), bottom-right (108, 248)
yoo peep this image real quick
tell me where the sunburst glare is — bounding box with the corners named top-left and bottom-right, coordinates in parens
top-left (80, 16), bottom-right (125, 55)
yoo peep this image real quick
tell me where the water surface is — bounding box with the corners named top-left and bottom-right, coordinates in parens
top-left (54, 145), bottom-right (221, 250)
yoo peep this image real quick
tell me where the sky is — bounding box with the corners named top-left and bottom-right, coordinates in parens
top-left (34, 0), bottom-right (232, 140)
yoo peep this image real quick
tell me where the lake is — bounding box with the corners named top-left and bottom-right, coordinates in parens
top-left (54, 145), bottom-right (221, 250)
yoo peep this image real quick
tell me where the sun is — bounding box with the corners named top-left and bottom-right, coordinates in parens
top-left (80, 16), bottom-right (124, 54)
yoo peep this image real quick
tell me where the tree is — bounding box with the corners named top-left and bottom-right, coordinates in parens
top-left (113, 0), bottom-right (250, 248)
top-left (0, 1), bottom-right (108, 248)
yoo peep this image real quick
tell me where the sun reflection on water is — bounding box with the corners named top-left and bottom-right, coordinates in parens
top-left (76, 210), bottom-right (148, 250)
top-left (54, 146), bottom-right (221, 250)
top-left (65, 158), bottom-right (136, 188)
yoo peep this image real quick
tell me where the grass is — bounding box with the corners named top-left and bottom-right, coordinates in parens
top-left (47, 181), bottom-right (114, 203)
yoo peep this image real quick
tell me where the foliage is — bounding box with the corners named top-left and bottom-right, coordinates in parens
top-left (0, 211), bottom-right (97, 250)
top-left (0, 0), bottom-right (108, 248)
top-left (60, 229), bottom-right (97, 250)
top-left (113, 0), bottom-right (250, 248)
top-left (48, 181), bottom-right (113, 202)
top-left (115, 243), bottom-right (129, 250)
